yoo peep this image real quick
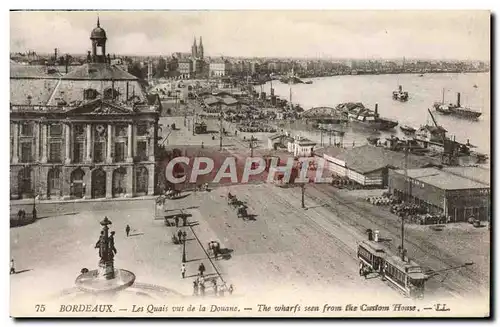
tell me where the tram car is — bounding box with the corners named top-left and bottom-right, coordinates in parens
top-left (357, 240), bottom-right (386, 276)
top-left (357, 240), bottom-right (426, 299)
top-left (382, 255), bottom-right (425, 299)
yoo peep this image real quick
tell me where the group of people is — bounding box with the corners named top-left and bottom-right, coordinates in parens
top-left (192, 276), bottom-right (234, 297)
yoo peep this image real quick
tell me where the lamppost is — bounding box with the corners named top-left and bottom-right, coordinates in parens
top-left (301, 183), bottom-right (305, 209)
top-left (181, 230), bottom-right (187, 263)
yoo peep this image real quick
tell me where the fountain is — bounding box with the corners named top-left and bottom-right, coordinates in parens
top-left (46, 216), bottom-right (183, 302)
top-left (75, 217), bottom-right (136, 294)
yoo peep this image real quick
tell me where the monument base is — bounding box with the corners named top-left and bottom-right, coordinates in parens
top-left (75, 269), bottom-right (136, 294)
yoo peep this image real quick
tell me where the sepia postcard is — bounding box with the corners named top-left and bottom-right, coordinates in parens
top-left (9, 10), bottom-right (491, 318)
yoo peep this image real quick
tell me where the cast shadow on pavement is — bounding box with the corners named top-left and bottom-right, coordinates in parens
top-left (185, 272), bottom-right (218, 279)
top-left (129, 233), bottom-right (144, 237)
top-left (13, 269), bottom-right (32, 275)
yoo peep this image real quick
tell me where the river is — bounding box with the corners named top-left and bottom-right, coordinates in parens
top-left (257, 73), bottom-right (490, 157)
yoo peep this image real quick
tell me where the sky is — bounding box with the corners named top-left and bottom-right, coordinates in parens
top-left (10, 10), bottom-right (491, 60)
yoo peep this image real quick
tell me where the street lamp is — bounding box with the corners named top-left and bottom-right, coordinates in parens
top-left (181, 230), bottom-right (187, 263)
top-left (301, 183), bottom-right (305, 209)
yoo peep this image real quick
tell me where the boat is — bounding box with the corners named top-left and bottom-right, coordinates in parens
top-left (473, 84), bottom-right (478, 88)
top-left (433, 89), bottom-right (482, 119)
top-left (345, 103), bottom-right (399, 131)
top-left (392, 85), bottom-right (409, 102)
top-left (400, 125), bottom-right (416, 133)
top-left (419, 74), bottom-right (424, 77)
top-left (280, 76), bottom-right (304, 84)
top-left (305, 80), bottom-right (313, 84)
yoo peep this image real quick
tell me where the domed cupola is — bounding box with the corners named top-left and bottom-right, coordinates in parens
top-left (90, 17), bottom-right (107, 63)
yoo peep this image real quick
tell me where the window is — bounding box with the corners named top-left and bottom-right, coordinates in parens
top-left (73, 142), bottom-right (84, 163)
top-left (104, 88), bottom-right (119, 100)
top-left (49, 142), bottom-right (62, 163)
top-left (21, 123), bottom-right (33, 136)
top-left (20, 142), bottom-right (32, 163)
top-left (84, 88), bottom-right (98, 100)
top-left (74, 124), bottom-right (85, 138)
top-left (50, 124), bottom-right (63, 137)
top-left (137, 141), bottom-right (147, 161)
top-left (94, 142), bottom-right (105, 163)
top-left (115, 125), bottom-right (128, 138)
top-left (135, 166), bottom-right (148, 194)
top-left (48, 168), bottom-right (61, 195)
top-left (114, 142), bottom-right (125, 162)
top-left (137, 124), bottom-right (148, 136)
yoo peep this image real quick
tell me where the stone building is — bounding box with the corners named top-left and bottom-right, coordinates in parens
top-left (10, 19), bottom-right (161, 200)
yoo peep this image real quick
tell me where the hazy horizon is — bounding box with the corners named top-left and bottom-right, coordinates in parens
top-left (10, 10), bottom-right (491, 61)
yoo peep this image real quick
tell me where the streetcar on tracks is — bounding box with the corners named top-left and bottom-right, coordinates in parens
top-left (357, 239), bottom-right (425, 299)
top-left (382, 254), bottom-right (426, 299)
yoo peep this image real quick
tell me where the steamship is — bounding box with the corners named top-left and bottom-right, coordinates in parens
top-left (433, 90), bottom-right (482, 119)
top-left (339, 103), bottom-right (398, 131)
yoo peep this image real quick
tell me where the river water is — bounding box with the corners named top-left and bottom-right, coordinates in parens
top-left (258, 73), bottom-right (490, 156)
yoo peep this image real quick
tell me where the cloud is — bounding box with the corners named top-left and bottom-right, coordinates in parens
top-left (10, 10), bottom-right (490, 60)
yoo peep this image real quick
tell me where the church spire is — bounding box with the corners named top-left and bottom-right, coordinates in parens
top-left (191, 36), bottom-right (198, 59)
top-left (198, 36), bottom-right (204, 59)
top-left (97, 15), bottom-right (100, 28)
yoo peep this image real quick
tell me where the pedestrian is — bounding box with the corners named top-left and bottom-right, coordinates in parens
top-left (228, 284), bottom-right (234, 295)
top-left (181, 263), bottom-right (186, 279)
top-left (175, 216), bottom-right (179, 227)
top-left (200, 282), bottom-right (205, 297)
top-left (212, 279), bottom-right (218, 295)
top-left (10, 259), bottom-right (15, 275)
top-left (177, 229), bottom-right (183, 243)
top-left (182, 231), bottom-right (187, 243)
top-left (198, 263), bottom-right (206, 276)
top-left (193, 280), bottom-right (199, 296)
top-left (125, 225), bottom-right (131, 237)
top-left (182, 215), bottom-right (187, 227)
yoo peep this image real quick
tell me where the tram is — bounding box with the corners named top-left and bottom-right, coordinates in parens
top-left (357, 240), bottom-right (425, 299)
top-left (382, 255), bottom-right (425, 299)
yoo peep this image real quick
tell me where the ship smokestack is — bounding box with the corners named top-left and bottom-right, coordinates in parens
top-left (375, 103), bottom-right (379, 116)
top-left (367, 229), bottom-right (373, 241)
top-left (398, 85), bottom-right (402, 92)
top-left (54, 48), bottom-right (58, 63)
top-left (457, 92), bottom-right (461, 107)
top-left (374, 230), bottom-right (380, 242)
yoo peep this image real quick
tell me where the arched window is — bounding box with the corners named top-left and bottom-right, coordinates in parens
top-left (18, 166), bottom-right (33, 198)
top-left (84, 88), bottom-right (98, 100)
top-left (135, 166), bottom-right (149, 195)
top-left (70, 168), bottom-right (85, 198)
top-left (47, 168), bottom-right (61, 197)
top-left (104, 87), bottom-right (119, 100)
top-left (112, 167), bottom-right (127, 197)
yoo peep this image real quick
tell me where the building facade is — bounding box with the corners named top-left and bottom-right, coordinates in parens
top-left (388, 168), bottom-right (490, 222)
top-left (10, 19), bottom-right (161, 201)
top-left (177, 59), bottom-right (193, 79)
top-left (209, 58), bottom-right (232, 77)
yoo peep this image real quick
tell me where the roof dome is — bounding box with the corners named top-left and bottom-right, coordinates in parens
top-left (90, 17), bottom-right (107, 40)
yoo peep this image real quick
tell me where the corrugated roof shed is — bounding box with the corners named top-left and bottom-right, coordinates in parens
top-left (442, 166), bottom-right (491, 186)
top-left (318, 144), bottom-right (440, 174)
top-left (393, 167), bottom-right (489, 190)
